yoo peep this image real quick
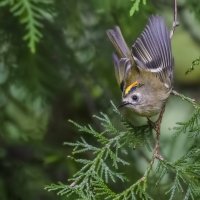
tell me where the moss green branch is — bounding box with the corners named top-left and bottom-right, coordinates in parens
top-left (171, 90), bottom-right (199, 108)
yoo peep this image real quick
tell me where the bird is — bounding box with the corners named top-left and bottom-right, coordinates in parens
top-left (107, 15), bottom-right (174, 117)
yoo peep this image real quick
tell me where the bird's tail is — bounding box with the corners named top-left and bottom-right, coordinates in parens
top-left (106, 26), bottom-right (132, 59)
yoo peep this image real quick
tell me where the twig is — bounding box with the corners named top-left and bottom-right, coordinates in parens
top-left (170, 0), bottom-right (179, 39)
top-left (153, 105), bottom-right (165, 160)
top-left (148, 106), bottom-right (165, 158)
top-left (171, 90), bottom-right (198, 108)
top-left (137, 0), bottom-right (180, 182)
top-left (143, 90), bottom-right (199, 179)
top-left (145, 106), bottom-right (166, 178)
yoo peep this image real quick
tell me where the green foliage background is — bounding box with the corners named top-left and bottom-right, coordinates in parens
top-left (0, 0), bottom-right (200, 199)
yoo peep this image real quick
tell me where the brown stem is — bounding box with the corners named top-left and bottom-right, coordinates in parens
top-left (147, 105), bottom-right (165, 171)
top-left (153, 105), bottom-right (165, 160)
top-left (170, 0), bottom-right (179, 39)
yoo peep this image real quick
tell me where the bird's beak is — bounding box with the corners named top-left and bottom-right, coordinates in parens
top-left (117, 101), bottom-right (133, 109)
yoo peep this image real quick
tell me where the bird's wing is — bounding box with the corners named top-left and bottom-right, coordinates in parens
top-left (107, 26), bottom-right (132, 59)
top-left (132, 15), bottom-right (173, 84)
top-left (107, 26), bottom-right (135, 88)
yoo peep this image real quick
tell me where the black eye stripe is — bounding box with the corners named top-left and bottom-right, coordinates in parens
top-left (120, 81), bottom-right (124, 92)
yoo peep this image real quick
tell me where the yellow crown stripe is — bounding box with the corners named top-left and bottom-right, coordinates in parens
top-left (125, 81), bottom-right (138, 95)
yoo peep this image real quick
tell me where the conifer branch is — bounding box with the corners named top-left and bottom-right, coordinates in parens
top-left (45, 91), bottom-right (200, 200)
top-left (0, 0), bottom-right (54, 53)
top-left (130, 0), bottom-right (147, 16)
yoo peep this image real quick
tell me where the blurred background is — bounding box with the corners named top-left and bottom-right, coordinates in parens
top-left (0, 0), bottom-right (200, 199)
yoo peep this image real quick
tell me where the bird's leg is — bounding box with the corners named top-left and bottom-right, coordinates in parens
top-left (170, 0), bottom-right (179, 39)
top-left (147, 105), bottom-right (166, 160)
top-left (154, 106), bottom-right (165, 160)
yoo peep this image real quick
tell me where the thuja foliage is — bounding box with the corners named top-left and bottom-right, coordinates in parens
top-left (130, 0), bottom-right (147, 16)
top-left (0, 0), bottom-right (54, 53)
top-left (45, 98), bottom-right (200, 200)
top-left (185, 57), bottom-right (200, 75)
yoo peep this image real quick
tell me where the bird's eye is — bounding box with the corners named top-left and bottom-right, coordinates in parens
top-left (132, 94), bottom-right (139, 102)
